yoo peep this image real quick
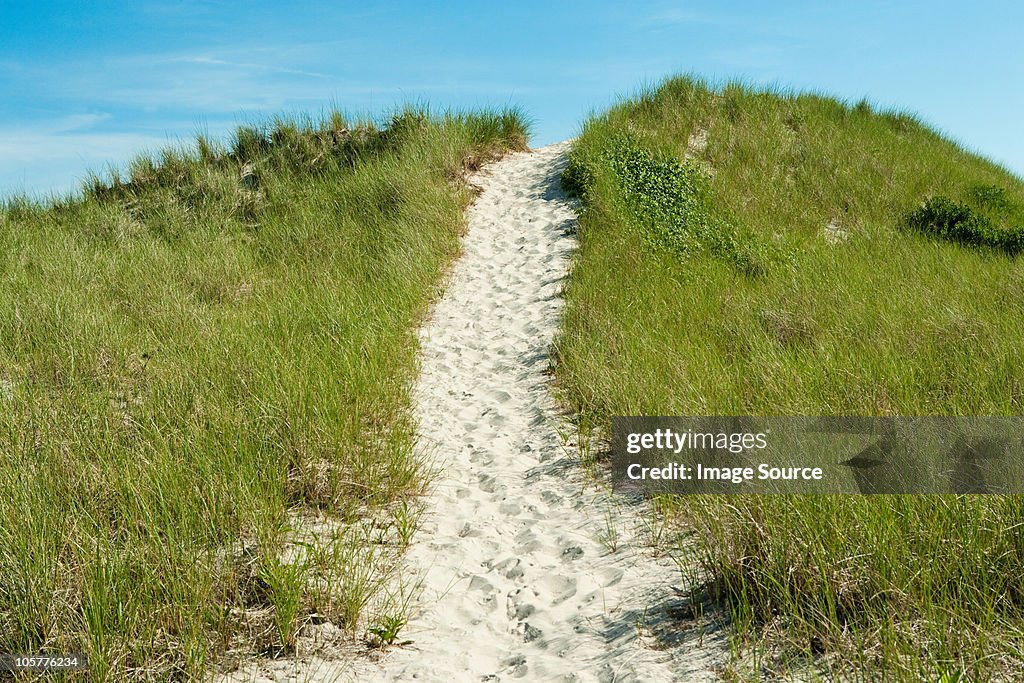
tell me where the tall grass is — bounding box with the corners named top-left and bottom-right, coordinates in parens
top-left (0, 106), bottom-right (528, 680)
top-left (557, 76), bottom-right (1024, 680)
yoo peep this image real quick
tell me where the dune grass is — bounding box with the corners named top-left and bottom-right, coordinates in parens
top-left (557, 76), bottom-right (1024, 680)
top-left (0, 106), bottom-right (528, 680)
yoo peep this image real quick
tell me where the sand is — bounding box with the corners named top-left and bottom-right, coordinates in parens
top-left (223, 143), bottom-right (728, 682)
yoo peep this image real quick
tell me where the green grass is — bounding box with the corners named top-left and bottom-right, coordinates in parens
top-left (557, 76), bottom-right (1024, 680)
top-left (0, 106), bottom-right (528, 680)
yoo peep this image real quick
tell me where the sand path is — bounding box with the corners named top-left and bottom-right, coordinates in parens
top-left (222, 143), bottom-right (727, 683)
top-left (360, 143), bottom-right (726, 681)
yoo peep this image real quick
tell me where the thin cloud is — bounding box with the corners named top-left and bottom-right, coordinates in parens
top-left (49, 113), bottom-right (114, 133)
top-left (161, 55), bottom-right (333, 80)
top-left (640, 8), bottom-right (721, 27)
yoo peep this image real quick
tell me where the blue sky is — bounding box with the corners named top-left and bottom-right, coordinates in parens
top-left (2, 1), bottom-right (1022, 198)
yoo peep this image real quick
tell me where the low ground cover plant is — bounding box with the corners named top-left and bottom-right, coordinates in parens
top-left (558, 76), bottom-right (1024, 680)
top-left (905, 190), bottom-right (1024, 255)
top-left (0, 106), bottom-right (528, 679)
top-left (565, 134), bottom-right (780, 275)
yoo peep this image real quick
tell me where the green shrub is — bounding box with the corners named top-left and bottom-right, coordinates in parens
top-left (613, 142), bottom-right (734, 257)
top-left (905, 195), bottom-right (1024, 255)
top-left (564, 134), bottom-right (779, 274)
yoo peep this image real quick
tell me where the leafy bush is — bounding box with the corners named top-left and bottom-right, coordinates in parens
top-left (607, 138), bottom-right (719, 251)
top-left (905, 195), bottom-right (1024, 255)
top-left (564, 134), bottom-right (778, 274)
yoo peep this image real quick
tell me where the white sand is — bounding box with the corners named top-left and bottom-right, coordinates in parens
top-left (222, 143), bottom-right (728, 682)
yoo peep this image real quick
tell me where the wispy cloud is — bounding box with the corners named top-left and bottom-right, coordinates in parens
top-left (29, 44), bottom-right (535, 114)
top-left (161, 55), bottom-right (333, 80)
top-left (47, 113), bottom-right (114, 133)
top-left (638, 7), bottom-right (722, 27)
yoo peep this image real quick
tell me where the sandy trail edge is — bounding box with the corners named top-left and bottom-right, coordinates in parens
top-left (358, 143), bottom-right (728, 681)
